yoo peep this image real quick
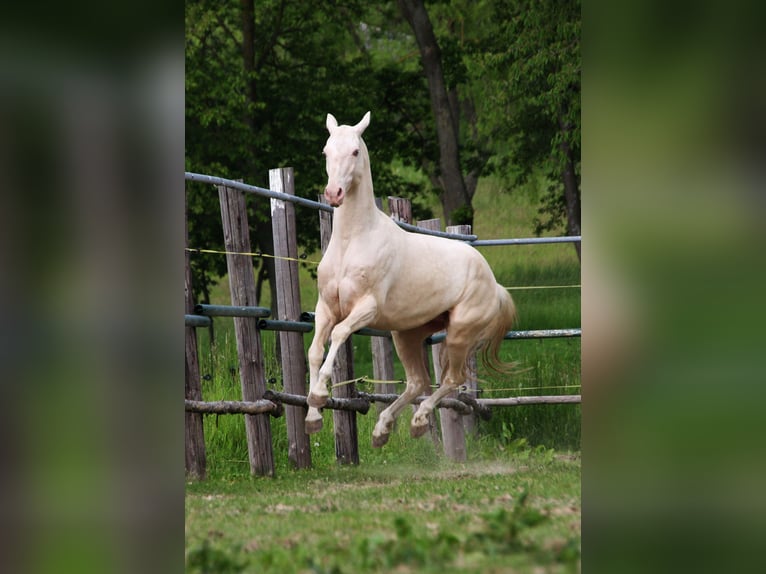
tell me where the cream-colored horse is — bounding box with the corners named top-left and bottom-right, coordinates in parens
top-left (305, 111), bottom-right (516, 447)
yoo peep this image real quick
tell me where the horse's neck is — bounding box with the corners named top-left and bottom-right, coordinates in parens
top-left (332, 175), bottom-right (380, 241)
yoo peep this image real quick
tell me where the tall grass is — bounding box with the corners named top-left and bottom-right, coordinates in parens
top-left (195, 175), bottom-right (580, 477)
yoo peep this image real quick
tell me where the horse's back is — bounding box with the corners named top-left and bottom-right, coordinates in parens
top-left (368, 229), bottom-right (500, 329)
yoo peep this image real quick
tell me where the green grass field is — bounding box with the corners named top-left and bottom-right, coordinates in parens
top-left (187, 176), bottom-right (581, 571)
top-left (186, 453), bottom-right (581, 573)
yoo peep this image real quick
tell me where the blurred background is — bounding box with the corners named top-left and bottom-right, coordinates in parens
top-left (584, 0), bottom-right (766, 571)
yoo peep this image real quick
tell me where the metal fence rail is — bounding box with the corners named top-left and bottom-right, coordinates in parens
top-left (185, 171), bottom-right (579, 246)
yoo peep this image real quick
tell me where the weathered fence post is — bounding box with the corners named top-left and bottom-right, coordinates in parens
top-left (447, 224), bottom-right (478, 437)
top-left (270, 167), bottom-right (312, 469)
top-left (185, 189), bottom-right (207, 479)
top-left (371, 198), bottom-right (397, 408)
top-left (218, 184), bottom-right (275, 477)
top-left (388, 197), bottom-right (421, 422)
top-left (388, 196), bottom-right (413, 224)
top-left (416, 217), bottom-right (444, 450)
top-left (371, 336), bottom-right (396, 411)
top-left (425, 223), bottom-right (477, 461)
top-left (429, 341), bottom-right (466, 461)
top-left (318, 195), bottom-right (359, 465)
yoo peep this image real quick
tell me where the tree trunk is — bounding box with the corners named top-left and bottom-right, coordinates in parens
top-left (241, 0), bottom-right (278, 309)
top-left (559, 115), bottom-right (581, 261)
top-left (240, 0), bottom-right (256, 130)
top-left (398, 0), bottom-right (470, 227)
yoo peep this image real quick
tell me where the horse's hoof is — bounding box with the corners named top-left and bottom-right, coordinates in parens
top-left (410, 423), bottom-right (429, 439)
top-left (305, 417), bottom-right (323, 435)
top-left (372, 433), bottom-right (390, 448)
top-left (307, 392), bottom-right (328, 409)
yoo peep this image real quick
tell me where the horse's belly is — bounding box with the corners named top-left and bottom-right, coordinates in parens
top-left (369, 292), bottom-right (453, 331)
top-left (371, 310), bottom-right (449, 333)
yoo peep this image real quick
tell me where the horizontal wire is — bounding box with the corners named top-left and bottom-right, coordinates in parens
top-left (186, 247), bottom-right (321, 266)
top-left (505, 284), bottom-right (580, 290)
top-left (188, 249), bottom-right (579, 290)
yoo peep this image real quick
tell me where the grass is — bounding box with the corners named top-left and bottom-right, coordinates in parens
top-left (186, 453), bottom-right (581, 573)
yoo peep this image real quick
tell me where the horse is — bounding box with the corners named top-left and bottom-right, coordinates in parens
top-left (304, 111), bottom-right (517, 447)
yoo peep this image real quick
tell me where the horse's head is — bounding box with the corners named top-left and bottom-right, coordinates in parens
top-left (323, 111), bottom-right (371, 207)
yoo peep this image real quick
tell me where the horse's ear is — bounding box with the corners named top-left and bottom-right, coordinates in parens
top-left (354, 111), bottom-right (371, 135)
top-left (326, 113), bottom-right (338, 132)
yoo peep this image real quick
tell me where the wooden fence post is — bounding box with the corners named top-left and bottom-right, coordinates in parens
top-left (416, 218), bottom-right (444, 450)
top-left (426, 224), bottom-right (477, 461)
top-left (447, 224), bottom-right (479, 437)
top-left (218, 184), bottom-right (275, 477)
top-left (371, 337), bottom-right (396, 411)
top-left (371, 198), bottom-right (397, 408)
top-left (318, 196), bottom-right (359, 465)
top-left (270, 167), bottom-right (312, 469)
top-left (388, 196), bottom-right (413, 224)
top-left (388, 198), bottom-right (421, 418)
top-left (185, 189), bottom-right (206, 479)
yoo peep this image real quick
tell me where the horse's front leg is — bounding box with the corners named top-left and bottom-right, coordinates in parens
top-left (305, 295), bottom-right (378, 434)
top-left (304, 298), bottom-right (336, 434)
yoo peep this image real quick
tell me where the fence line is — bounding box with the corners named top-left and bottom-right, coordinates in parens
top-left (473, 236), bottom-right (581, 246)
top-left (194, 303), bottom-right (271, 318)
top-left (185, 398), bottom-right (280, 416)
top-left (188, 307), bottom-right (581, 343)
top-left (185, 246), bottom-right (321, 266)
top-left (185, 314), bottom-right (211, 328)
top-left (186, 171), bottom-right (333, 212)
top-left (397, 219), bottom-right (477, 241)
top-left (184, 392), bottom-right (581, 417)
top-left (185, 169), bottom-right (581, 477)
top-left (185, 171), bottom-right (579, 246)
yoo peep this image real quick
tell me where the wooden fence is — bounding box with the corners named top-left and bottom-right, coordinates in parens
top-left (184, 169), bottom-right (581, 478)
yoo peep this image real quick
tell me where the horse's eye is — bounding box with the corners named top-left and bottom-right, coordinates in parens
top-left (352, 149), bottom-right (359, 157)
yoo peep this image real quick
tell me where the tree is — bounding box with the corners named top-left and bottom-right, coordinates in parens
top-left (471, 0), bottom-right (581, 257)
top-left (397, 0), bottom-right (496, 227)
top-left (185, 0), bottom-right (367, 304)
top-left (398, 0), bottom-right (470, 226)
top-left (185, 0), bottom-right (582, 302)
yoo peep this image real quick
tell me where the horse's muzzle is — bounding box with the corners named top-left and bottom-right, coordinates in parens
top-left (324, 186), bottom-right (344, 207)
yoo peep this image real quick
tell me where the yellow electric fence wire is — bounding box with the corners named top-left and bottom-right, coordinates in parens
top-left (186, 247), bottom-right (321, 266)
top-left (505, 284), bottom-right (580, 290)
top-left (188, 249), bottom-right (580, 290)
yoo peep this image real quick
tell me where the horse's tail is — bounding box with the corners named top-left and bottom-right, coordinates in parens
top-left (437, 284), bottom-right (517, 384)
top-left (478, 284), bottom-right (517, 375)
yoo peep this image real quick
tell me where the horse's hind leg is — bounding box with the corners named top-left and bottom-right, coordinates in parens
top-left (411, 331), bottom-right (472, 438)
top-left (372, 327), bottom-right (432, 447)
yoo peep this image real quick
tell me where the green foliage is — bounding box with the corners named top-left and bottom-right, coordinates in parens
top-left (185, 0), bottom-right (441, 301)
top-left (469, 0), bottom-right (581, 233)
top-left (185, 0), bottom-right (581, 299)
top-left (186, 540), bottom-right (247, 574)
top-left (449, 203), bottom-right (474, 226)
